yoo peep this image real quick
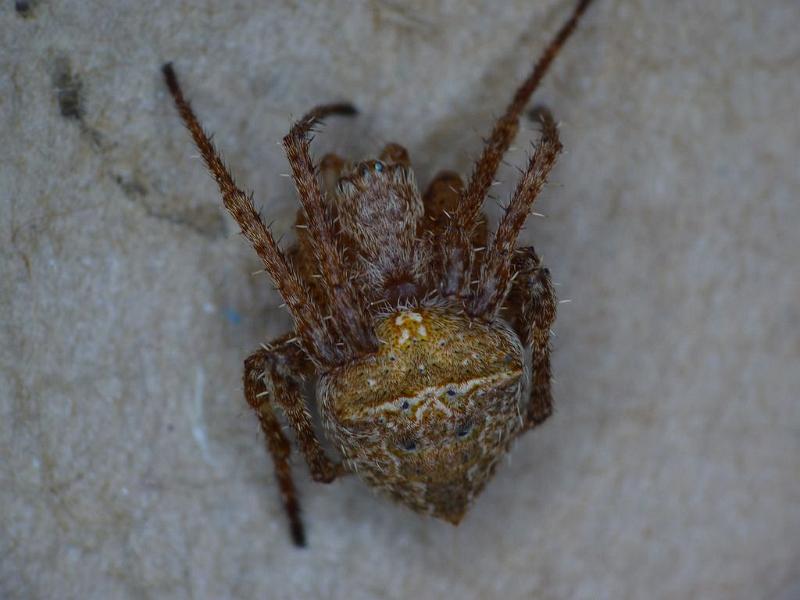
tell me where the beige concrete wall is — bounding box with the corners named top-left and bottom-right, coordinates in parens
top-left (2, 1), bottom-right (798, 598)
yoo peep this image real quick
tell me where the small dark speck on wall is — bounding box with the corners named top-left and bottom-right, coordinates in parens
top-left (223, 308), bottom-right (242, 326)
top-left (52, 57), bottom-right (85, 120)
top-left (15, 0), bottom-right (36, 17)
top-left (113, 174), bottom-right (148, 198)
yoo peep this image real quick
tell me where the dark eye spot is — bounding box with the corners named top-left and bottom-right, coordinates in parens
top-left (15, 1), bottom-right (32, 17)
top-left (446, 388), bottom-right (457, 397)
top-left (456, 419), bottom-right (473, 438)
top-left (401, 401), bottom-right (410, 410)
top-left (374, 161), bottom-right (384, 172)
top-left (399, 437), bottom-right (417, 452)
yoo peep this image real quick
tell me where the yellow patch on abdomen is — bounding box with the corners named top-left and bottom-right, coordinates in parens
top-left (392, 310), bottom-right (429, 346)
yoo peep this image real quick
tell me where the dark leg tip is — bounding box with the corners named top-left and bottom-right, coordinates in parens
top-left (161, 62), bottom-right (179, 94)
top-left (290, 522), bottom-right (307, 548)
top-left (527, 105), bottom-right (553, 123)
top-left (334, 103), bottom-right (358, 116)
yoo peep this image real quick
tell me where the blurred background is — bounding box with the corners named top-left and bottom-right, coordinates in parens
top-left (1, 1), bottom-right (798, 598)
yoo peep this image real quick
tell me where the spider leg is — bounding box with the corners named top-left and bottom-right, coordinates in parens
top-left (420, 171), bottom-right (489, 242)
top-left (503, 247), bottom-right (557, 431)
top-left (379, 142), bottom-right (411, 167)
top-left (421, 171), bottom-right (464, 234)
top-left (419, 171), bottom-right (488, 293)
top-left (319, 152), bottom-right (346, 199)
top-left (283, 105), bottom-right (378, 356)
top-left (438, 0), bottom-right (595, 296)
top-left (244, 335), bottom-right (346, 547)
top-left (162, 63), bottom-right (340, 366)
top-left (469, 108), bottom-right (561, 316)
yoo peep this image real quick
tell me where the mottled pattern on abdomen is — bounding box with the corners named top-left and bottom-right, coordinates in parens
top-left (319, 306), bottom-right (525, 523)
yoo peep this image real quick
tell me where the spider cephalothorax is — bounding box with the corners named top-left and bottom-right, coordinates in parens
top-left (164, 0), bottom-right (594, 546)
top-left (335, 157), bottom-right (423, 297)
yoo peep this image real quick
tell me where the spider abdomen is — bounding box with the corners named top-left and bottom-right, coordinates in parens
top-left (319, 307), bottom-right (526, 523)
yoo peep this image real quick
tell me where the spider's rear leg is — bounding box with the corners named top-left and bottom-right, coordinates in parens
top-left (504, 247), bottom-right (557, 431)
top-left (243, 336), bottom-right (346, 547)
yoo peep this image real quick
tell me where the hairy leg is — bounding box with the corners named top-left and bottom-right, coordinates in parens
top-left (421, 171), bottom-right (489, 241)
top-left (162, 64), bottom-right (339, 365)
top-left (420, 171), bottom-right (488, 293)
top-left (504, 247), bottom-right (557, 431)
top-left (282, 105), bottom-right (378, 356)
top-left (421, 171), bottom-right (463, 234)
top-left (379, 142), bottom-right (411, 167)
top-left (438, 0), bottom-right (595, 296)
top-left (291, 152), bottom-right (346, 308)
top-left (319, 152), bottom-right (346, 199)
top-left (243, 335), bottom-right (345, 547)
top-left (469, 108), bottom-right (561, 317)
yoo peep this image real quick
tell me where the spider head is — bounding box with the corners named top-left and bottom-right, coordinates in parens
top-left (333, 141), bottom-right (411, 191)
top-left (331, 151), bottom-right (424, 296)
top-left (336, 158), bottom-right (411, 195)
top-left (319, 306), bottom-right (525, 524)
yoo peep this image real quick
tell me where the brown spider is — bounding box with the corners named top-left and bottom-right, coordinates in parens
top-left (163, 0), bottom-right (594, 546)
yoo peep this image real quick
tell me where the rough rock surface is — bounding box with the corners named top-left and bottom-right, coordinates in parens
top-left (2, 1), bottom-right (798, 598)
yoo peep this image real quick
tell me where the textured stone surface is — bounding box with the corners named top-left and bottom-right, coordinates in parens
top-left (2, 1), bottom-right (798, 598)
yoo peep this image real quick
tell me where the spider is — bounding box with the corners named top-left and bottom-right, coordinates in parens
top-left (163, 0), bottom-right (594, 546)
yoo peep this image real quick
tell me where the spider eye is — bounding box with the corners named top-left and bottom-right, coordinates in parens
top-left (456, 419), bottom-right (473, 438)
top-left (374, 161), bottom-right (384, 172)
top-left (398, 437), bottom-right (418, 452)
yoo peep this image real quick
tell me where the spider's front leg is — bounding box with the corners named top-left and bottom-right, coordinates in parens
top-left (505, 247), bottom-right (557, 431)
top-left (421, 171), bottom-right (487, 242)
top-left (437, 0), bottom-right (594, 297)
top-left (243, 335), bottom-right (345, 547)
top-left (282, 103), bottom-right (378, 356)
